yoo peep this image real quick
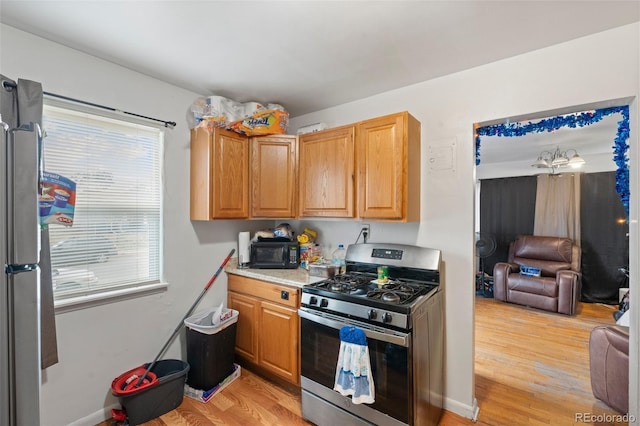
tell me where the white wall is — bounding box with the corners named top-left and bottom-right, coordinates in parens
top-left (1, 25), bottom-right (273, 425)
top-left (2, 21), bottom-right (639, 425)
top-left (282, 220), bottom-right (420, 258)
top-left (290, 23), bottom-right (640, 419)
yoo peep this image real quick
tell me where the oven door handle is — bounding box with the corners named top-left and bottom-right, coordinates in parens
top-left (298, 308), bottom-right (409, 347)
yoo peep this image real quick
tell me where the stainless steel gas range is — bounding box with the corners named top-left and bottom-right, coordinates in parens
top-left (298, 243), bottom-right (443, 426)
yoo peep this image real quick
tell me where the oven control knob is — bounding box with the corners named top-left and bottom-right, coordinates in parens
top-left (382, 312), bottom-right (392, 323)
top-left (320, 299), bottom-right (329, 308)
top-left (368, 309), bottom-right (377, 320)
top-left (309, 296), bottom-right (318, 305)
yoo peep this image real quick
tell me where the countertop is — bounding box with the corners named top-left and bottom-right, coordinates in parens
top-left (224, 257), bottom-right (325, 289)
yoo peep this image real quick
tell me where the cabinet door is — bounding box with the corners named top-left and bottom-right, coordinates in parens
top-left (190, 127), bottom-right (213, 220)
top-left (258, 301), bottom-right (299, 385)
top-left (190, 127), bottom-right (249, 220)
top-left (213, 129), bottom-right (249, 218)
top-left (357, 112), bottom-right (421, 221)
top-left (250, 135), bottom-right (297, 218)
top-left (228, 291), bottom-right (259, 363)
top-left (298, 126), bottom-right (355, 217)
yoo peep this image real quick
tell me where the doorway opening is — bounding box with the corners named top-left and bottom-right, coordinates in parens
top-left (472, 98), bottom-right (635, 422)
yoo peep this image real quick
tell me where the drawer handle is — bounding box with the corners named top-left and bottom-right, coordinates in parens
top-left (281, 290), bottom-right (289, 300)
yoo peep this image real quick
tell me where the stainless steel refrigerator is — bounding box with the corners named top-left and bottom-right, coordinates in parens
top-left (1, 76), bottom-right (56, 425)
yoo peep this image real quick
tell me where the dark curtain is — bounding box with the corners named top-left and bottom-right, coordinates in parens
top-left (479, 172), bottom-right (628, 304)
top-left (580, 172), bottom-right (628, 303)
top-left (479, 176), bottom-right (537, 275)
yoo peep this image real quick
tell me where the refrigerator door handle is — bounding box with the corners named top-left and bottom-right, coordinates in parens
top-left (7, 123), bottom-right (40, 266)
top-left (5, 264), bottom-right (38, 274)
top-left (35, 122), bottom-right (44, 185)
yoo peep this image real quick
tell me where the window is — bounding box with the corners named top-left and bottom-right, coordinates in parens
top-left (42, 101), bottom-right (163, 301)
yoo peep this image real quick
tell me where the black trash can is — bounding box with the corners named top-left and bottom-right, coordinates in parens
top-left (184, 308), bottom-right (238, 391)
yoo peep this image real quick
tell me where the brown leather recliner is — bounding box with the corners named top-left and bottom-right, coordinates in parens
top-left (589, 325), bottom-right (629, 413)
top-left (493, 235), bottom-right (581, 315)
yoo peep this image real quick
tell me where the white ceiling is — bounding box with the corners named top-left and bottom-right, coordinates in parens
top-left (1, 1), bottom-right (638, 118)
top-left (477, 110), bottom-right (625, 179)
top-left (1, 1), bottom-right (638, 173)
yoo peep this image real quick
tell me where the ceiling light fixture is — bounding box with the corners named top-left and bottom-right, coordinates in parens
top-left (531, 147), bottom-right (586, 173)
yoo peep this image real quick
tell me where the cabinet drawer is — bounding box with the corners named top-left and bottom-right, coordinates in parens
top-left (228, 274), bottom-right (299, 308)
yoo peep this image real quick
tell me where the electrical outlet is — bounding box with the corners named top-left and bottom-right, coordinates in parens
top-left (362, 223), bottom-right (371, 243)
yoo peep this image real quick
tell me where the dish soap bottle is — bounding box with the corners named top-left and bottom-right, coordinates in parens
top-left (332, 244), bottom-right (346, 274)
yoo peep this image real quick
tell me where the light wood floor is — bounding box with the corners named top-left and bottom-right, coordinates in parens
top-left (100, 297), bottom-right (626, 426)
top-left (470, 297), bottom-right (626, 426)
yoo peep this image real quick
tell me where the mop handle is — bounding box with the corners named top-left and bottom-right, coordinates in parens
top-left (135, 248), bottom-right (236, 387)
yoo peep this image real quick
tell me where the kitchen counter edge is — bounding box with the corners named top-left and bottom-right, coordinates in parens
top-left (225, 257), bottom-right (325, 289)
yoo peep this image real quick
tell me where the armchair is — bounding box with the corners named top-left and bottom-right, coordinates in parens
top-left (493, 235), bottom-right (581, 315)
top-left (589, 325), bottom-right (629, 413)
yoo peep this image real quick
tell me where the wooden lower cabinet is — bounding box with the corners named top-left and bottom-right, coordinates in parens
top-left (258, 301), bottom-right (299, 384)
top-left (227, 274), bottom-right (300, 386)
top-left (227, 291), bottom-right (259, 363)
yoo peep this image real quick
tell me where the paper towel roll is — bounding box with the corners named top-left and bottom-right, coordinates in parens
top-left (238, 232), bottom-right (251, 266)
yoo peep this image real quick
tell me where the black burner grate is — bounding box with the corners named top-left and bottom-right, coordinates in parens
top-left (366, 281), bottom-right (426, 305)
top-left (310, 273), bottom-right (430, 305)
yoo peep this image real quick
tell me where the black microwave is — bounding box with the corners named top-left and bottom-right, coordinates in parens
top-left (250, 241), bottom-right (299, 269)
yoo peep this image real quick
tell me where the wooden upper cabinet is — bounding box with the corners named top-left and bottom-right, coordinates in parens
top-left (298, 125), bottom-right (355, 218)
top-left (190, 127), bottom-right (249, 220)
top-left (250, 135), bottom-right (297, 218)
top-left (190, 111), bottom-right (420, 221)
top-left (356, 111), bottom-right (421, 221)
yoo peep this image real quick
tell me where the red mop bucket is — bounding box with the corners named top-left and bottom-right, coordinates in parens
top-left (110, 249), bottom-right (235, 425)
top-left (111, 360), bottom-right (189, 425)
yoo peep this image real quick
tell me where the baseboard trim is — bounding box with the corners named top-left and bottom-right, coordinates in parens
top-left (443, 396), bottom-right (479, 420)
top-left (67, 404), bottom-right (118, 426)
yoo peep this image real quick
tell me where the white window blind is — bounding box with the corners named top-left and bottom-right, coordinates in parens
top-left (42, 103), bottom-right (162, 300)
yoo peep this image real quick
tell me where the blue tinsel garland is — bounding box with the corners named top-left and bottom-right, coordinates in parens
top-left (475, 105), bottom-right (630, 219)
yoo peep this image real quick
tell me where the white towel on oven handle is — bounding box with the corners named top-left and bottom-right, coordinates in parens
top-left (333, 326), bottom-right (375, 404)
